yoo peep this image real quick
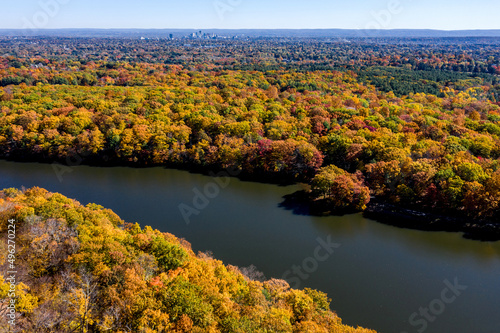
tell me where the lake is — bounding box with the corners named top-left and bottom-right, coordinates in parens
top-left (1, 159), bottom-right (499, 333)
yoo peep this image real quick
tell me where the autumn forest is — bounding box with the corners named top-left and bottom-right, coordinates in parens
top-left (1, 34), bottom-right (500, 332)
top-left (1, 37), bottom-right (500, 220)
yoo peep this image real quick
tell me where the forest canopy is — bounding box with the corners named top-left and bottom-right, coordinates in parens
top-left (0, 36), bottom-right (499, 219)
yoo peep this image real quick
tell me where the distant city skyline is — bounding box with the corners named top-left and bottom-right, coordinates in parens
top-left (1, 0), bottom-right (499, 31)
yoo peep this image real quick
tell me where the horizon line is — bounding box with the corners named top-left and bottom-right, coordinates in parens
top-left (1, 28), bottom-right (500, 31)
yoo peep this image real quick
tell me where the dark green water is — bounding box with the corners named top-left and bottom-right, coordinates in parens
top-left (1, 159), bottom-right (499, 333)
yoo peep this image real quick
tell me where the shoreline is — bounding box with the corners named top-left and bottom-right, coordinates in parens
top-left (2, 155), bottom-right (499, 242)
top-left (0, 152), bottom-right (305, 185)
top-left (364, 199), bottom-right (500, 242)
top-left (279, 190), bottom-right (500, 242)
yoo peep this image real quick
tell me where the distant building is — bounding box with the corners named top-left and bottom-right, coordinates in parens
top-left (185, 31), bottom-right (219, 40)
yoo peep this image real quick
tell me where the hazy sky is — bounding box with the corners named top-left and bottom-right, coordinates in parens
top-left (1, 0), bottom-right (499, 30)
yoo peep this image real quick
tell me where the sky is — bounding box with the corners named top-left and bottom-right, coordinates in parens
top-left (1, 0), bottom-right (500, 30)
